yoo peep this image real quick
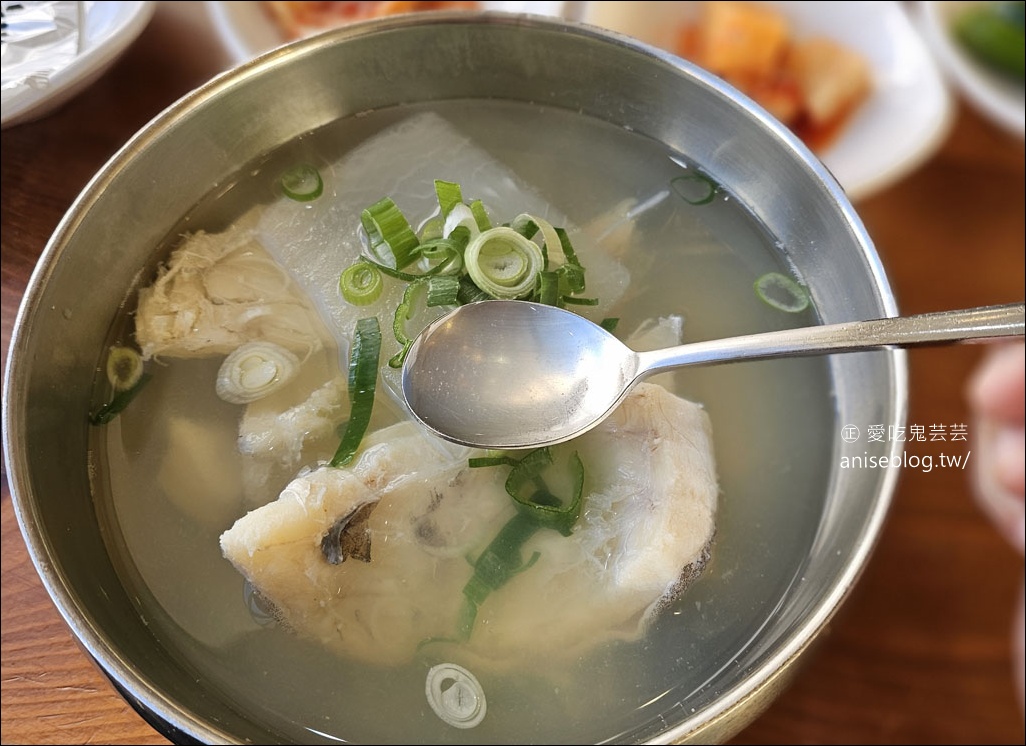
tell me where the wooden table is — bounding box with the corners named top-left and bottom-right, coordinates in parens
top-left (2, 4), bottom-right (1024, 744)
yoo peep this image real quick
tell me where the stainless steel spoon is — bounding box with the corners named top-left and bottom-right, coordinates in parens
top-left (400, 300), bottom-right (1025, 450)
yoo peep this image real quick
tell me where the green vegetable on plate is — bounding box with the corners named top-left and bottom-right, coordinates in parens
top-left (954, 1), bottom-right (1025, 79)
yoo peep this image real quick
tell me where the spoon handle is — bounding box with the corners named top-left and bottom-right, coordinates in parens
top-left (635, 303), bottom-right (1025, 377)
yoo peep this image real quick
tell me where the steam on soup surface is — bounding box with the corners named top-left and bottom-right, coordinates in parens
top-left (92, 100), bottom-right (834, 744)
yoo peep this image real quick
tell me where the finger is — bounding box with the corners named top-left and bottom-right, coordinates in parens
top-left (971, 418), bottom-right (1026, 555)
top-left (967, 342), bottom-right (1026, 423)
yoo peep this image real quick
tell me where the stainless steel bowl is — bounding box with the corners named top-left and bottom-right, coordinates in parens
top-left (2, 11), bottom-right (904, 744)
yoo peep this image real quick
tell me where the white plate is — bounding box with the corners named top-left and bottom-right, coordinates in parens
top-left (204, 1), bottom-right (953, 202)
top-left (579, 1), bottom-right (955, 201)
top-left (915, 1), bottom-right (1025, 139)
top-left (205, 1), bottom-right (572, 64)
top-left (1, 1), bottom-right (156, 129)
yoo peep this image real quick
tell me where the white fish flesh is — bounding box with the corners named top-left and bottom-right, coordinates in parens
top-left (220, 382), bottom-right (718, 671)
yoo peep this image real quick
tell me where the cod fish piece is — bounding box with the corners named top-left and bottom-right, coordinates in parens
top-left (220, 383), bottom-right (718, 670)
top-left (134, 211), bottom-right (331, 360)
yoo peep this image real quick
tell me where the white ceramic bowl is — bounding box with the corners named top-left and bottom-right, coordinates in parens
top-left (1, 1), bottom-right (156, 129)
top-left (205, 0), bottom-right (572, 62)
top-left (579, 1), bottom-right (955, 201)
top-left (915, 0), bottom-right (1025, 138)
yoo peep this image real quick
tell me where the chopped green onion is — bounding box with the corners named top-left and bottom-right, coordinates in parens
top-left (555, 227), bottom-right (586, 293)
top-left (333, 182), bottom-right (604, 470)
top-left (90, 373), bottom-right (152, 426)
top-left (464, 226), bottom-right (545, 300)
top-left (671, 172), bottom-right (718, 206)
top-left (215, 342), bottom-right (300, 404)
top-left (280, 163), bottom-right (323, 202)
top-left (468, 455), bottom-right (519, 468)
top-left (330, 317), bottom-right (381, 467)
top-left (92, 345), bottom-right (149, 425)
top-left (451, 447), bottom-right (585, 639)
top-left (511, 219), bottom-right (587, 304)
top-left (600, 318), bottom-right (620, 333)
top-left (424, 663), bottom-right (487, 729)
top-left (339, 262), bottom-right (384, 306)
top-left (520, 214), bottom-right (562, 269)
top-left (443, 203), bottom-right (481, 240)
top-left (425, 275), bottom-right (460, 306)
top-left (754, 271), bottom-right (810, 313)
top-left (458, 512), bottom-right (542, 639)
top-left (469, 200), bottom-right (492, 231)
top-left (105, 346), bottom-right (144, 391)
top-left (389, 276), bottom-right (460, 368)
top-left (434, 180), bottom-right (464, 218)
top-left (418, 233), bottom-right (468, 275)
top-left (457, 274), bottom-right (493, 305)
top-left (954, 1), bottom-right (1025, 79)
top-left (509, 214), bottom-right (539, 241)
top-left (418, 216), bottom-right (444, 241)
top-left (354, 255), bottom-right (444, 283)
top-left (537, 270), bottom-right (560, 306)
top-left (361, 197), bottom-right (420, 269)
top-left (503, 448), bottom-right (584, 536)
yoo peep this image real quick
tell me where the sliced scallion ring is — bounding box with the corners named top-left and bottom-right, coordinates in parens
top-left (417, 235), bottom-right (466, 275)
top-left (389, 276), bottom-right (459, 368)
top-left (443, 203), bottom-right (481, 241)
top-left (425, 663), bottom-right (487, 729)
top-left (509, 214), bottom-right (539, 240)
top-left (464, 226), bottom-right (544, 299)
top-left (339, 261), bottom-right (384, 306)
top-left (216, 341), bottom-right (300, 404)
top-left (754, 271), bottom-right (810, 313)
top-left (106, 346), bottom-right (144, 391)
top-left (671, 172), bottom-right (718, 206)
top-left (361, 197), bottom-right (420, 269)
top-left (281, 163), bottom-right (323, 202)
top-left (511, 213), bottom-right (560, 268)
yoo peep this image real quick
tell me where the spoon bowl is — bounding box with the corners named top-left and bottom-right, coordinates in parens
top-left (401, 299), bottom-right (1025, 450)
